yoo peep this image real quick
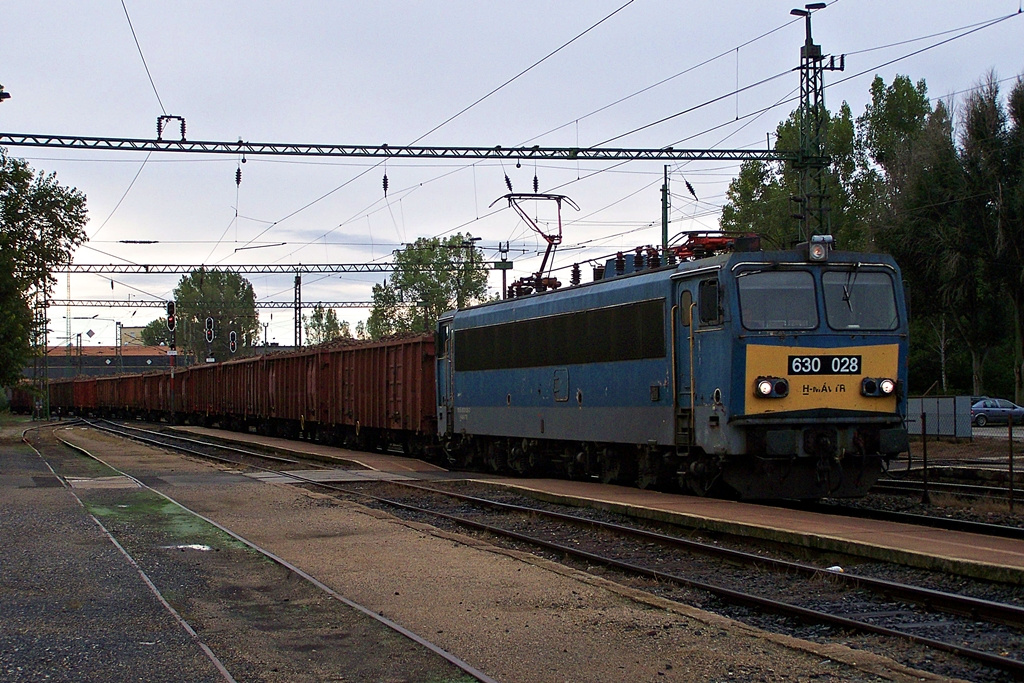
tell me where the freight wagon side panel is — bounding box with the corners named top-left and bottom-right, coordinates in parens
top-left (341, 336), bottom-right (435, 434)
top-left (319, 348), bottom-right (341, 427)
top-left (73, 377), bottom-right (97, 412)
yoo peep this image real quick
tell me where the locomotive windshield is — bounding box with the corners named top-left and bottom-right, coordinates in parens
top-left (822, 270), bottom-right (899, 330)
top-left (736, 270), bottom-right (817, 330)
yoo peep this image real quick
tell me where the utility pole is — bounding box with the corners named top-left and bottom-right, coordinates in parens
top-left (661, 165), bottom-right (670, 252)
top-left (293, 273), bottom-right (302, 347)
top-left (791, 3), bottom-right (844, 243)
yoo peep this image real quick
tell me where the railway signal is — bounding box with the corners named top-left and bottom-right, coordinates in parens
top-left (229, 330), bottom-right (237, 354)
top-left (166, 301), bottom-right (176, 331)
top-left (205, 316), bottom-right (214, 343)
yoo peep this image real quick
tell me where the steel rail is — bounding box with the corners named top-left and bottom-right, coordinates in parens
top-left (874, 478), bottom-right (1017, 502)
top-left (87, 420), bottom-right (314, 470)
top-left (388, 481), bottom-right (1024, 628)
top-left (785, 500), bottom-right (1024, 541)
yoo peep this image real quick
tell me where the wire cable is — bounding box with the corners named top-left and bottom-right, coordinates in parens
top-left (410, 0), bottom-right (637, 145)
top-left (121, 0), bottom-right (166, 116)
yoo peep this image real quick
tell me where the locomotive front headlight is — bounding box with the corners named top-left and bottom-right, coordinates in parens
top-left (755, 377), bottom-right (788, 398)
top-left (861, 377), bottom-right (896, 397)
top-left (807, 234), bottom-right (834, 262)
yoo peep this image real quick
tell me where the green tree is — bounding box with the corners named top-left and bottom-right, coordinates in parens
top-left (0, 255), bottom-right (33, 387)
top-left (367, 234), bottom-right (489, 339)
top-left (854, 75), bottom-right (932, 249)
top-left (967, 73), bottom-right (1024, 401)
top-left (720, 103), bottom-right (861, 249)
top-left (303, 304), bottom-right (348, 345)
top-left (876, 72), bottom-right (1024, 397)
top-left (140, 317), bottom-right (171, 346)
top-left (0, 150), bottom-right (88, 387)
top-left (882, 100), bottom-right (970, 393)
top-left (1007, 76), bottom-right (1024, 400)
top-left (172, 268), bottom-right (259, 361)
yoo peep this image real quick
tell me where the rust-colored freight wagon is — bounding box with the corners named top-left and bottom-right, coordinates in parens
top-left (139, 370), bottom-right (180, 418)
top-left (173, 335), bottom-right (436, 450)
top-left (180, 360), bottom-right (224, 420)
top-left (72, 377), bottom-right (97, 413)
top-left (343, 335), bottom-right (436, 446)
top-left (46, 335), bottom-right (438, 458)
top-left (95, 373), bottom-right (134, 415)
top-left (8, 382), bottom-right (35, 414)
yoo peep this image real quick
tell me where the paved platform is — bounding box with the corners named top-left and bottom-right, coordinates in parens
top-left (168, 425), bottom-right (1024, 584)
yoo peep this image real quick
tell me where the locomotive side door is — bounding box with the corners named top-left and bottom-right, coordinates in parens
top-left (674, 285), bottom-right (696, 447)
top-left (436, 318), bottom-right (454, 436)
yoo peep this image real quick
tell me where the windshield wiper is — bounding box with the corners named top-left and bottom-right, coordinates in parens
top-left (842, 263), bottom-right (861, 311)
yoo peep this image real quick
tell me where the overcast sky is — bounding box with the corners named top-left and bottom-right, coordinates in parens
top-left (2, 1), bottom-right (1022, 346)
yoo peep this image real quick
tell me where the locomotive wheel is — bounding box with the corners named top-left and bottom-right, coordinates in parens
top-left (636, 448), bottom-right (665, 490)
top-left (682, 452), bottom-right (722, 497)
top-left (598, 448), bottom-right (635, 485)
top-left (484, 442), bottom-right (507, 473)
top-left (508, 439), bottom-right (537, 475)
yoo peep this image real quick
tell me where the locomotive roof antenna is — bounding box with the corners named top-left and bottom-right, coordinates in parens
top-left (490, 192), bottom-right (579, 283)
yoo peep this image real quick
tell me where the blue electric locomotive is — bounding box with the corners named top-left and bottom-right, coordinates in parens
top-left (437, 238), bottom-right (908, 499)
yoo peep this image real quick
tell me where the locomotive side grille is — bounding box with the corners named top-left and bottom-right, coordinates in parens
top-left (455, 298), bottom-right (665, 371)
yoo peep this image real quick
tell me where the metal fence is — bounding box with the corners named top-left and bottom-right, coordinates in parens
top-left (900, 395), bottom-right (1018, 509)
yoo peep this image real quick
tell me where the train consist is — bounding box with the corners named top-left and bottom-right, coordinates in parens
top-left (48, 235), bottom-right (910, 500)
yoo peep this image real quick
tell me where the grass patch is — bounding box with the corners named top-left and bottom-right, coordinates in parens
top-left (85, 489), bottom-right (250, 552)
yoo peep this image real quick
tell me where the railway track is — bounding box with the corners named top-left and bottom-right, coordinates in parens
top-left (74, 421), bottom-right (1024, 681)
top-left (331, 480), bottom-right (1024, 681)
top-left (37, 423), bottom-right (497, 683)
top-left (784, 500), bottom-right (1024, 540)
top-left (873, 476), bottom-right (1019, 503)
top-left (85, 419), bottom-right (333, 471)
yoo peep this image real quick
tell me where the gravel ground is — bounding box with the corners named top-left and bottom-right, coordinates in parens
top-left (1, 427), bottom-right (226, 682)
top-left (35, 423), bottom-right (960, 683)
top-left (5, 421), bottom-right (475, 683)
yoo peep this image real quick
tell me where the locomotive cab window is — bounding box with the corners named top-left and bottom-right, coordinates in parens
top-left (737, 270), bottom-right (817, 330)
top-left (822, 270), bottom-right (899, 331)
top-left (679, 290), bottom-right (693, 327)
top-left (698, 279), bottom-right (722, 326)
top-left (437, 322), bottom-right (451, 358)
